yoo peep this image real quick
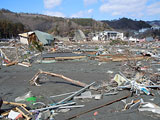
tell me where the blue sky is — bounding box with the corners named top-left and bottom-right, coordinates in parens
top-left (0, 0), bottom-right (160, 21)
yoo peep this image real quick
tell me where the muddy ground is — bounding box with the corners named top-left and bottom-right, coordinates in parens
top-left (0, 60), bottom-right (160, 120)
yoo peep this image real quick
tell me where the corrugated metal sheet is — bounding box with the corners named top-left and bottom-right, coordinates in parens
top-left (33, 30), bottom-right (54, 45)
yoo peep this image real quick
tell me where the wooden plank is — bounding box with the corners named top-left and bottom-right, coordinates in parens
top-left (54, 56), bottom-right (86, 60)
top-left (112, 56), bottom-right (148, 62)
top-left (16, 106), bottom-right (32, 120)
top-left (5, 61), bottom-right (18, 67)
top-left (3, 101), bottom-right (27, 107)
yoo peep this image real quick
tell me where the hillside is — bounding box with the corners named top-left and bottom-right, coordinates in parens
top-left (102, 18), bottom-right (151, 31)
top-left (0, 9), bottom-right (111, 38)
top-left (147, 20), bottom-right (160, 27)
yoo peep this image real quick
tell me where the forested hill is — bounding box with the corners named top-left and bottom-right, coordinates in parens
top-left (147, 20), bottom-right (160, 27)
top-left (0, 9), bottom-right (111, 38)
top-left (102, 18), bottom-right (151, 31)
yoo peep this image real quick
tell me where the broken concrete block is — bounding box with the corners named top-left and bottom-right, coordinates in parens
top-left (94, 94), bottom-right (102, 100)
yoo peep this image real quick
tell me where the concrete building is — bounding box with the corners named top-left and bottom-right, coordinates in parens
top-left (128, 37), bottom-right (140, 43)
top-left (91, 31), bottom-right (124, 41)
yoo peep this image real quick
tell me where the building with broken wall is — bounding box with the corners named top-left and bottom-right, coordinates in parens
top-left (91, 31), bottom-right (124, 41)
top-left (19, 30), bottom-right (55, 46)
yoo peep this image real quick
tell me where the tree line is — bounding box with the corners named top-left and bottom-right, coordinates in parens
top-left (0, 19), bottom-right (27, 39)
top-left (102, 18), bottom-right (151, 30)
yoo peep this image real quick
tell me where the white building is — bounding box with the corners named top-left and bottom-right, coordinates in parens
top-left (128, 37), bottom-right (140, 43)
top-left (91, 31), bottom-right (124, 41)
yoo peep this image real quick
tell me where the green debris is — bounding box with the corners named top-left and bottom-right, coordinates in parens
top-left (26, 97), bottom-right (37, 103)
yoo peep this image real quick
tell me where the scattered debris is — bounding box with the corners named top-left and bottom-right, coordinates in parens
top-left (1, 39), bottom-right (160, 119)
top-left (57, 82), bottom-right (95, 104)
top-left (67, 93), bottom-right (130, 119)
top-left (8, 110), bottom-right (22, 120)
top-left (30, 102), bottom-right (76, 113)
top-left (15, 91), bottom-right (33, 102)
top-left (2, 100), bottom-right (32, 120)
top-left (18, 62), bottom-right (32, 67)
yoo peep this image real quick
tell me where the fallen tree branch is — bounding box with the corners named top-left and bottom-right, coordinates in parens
top-left (29, 70), bottom-right (95, 89)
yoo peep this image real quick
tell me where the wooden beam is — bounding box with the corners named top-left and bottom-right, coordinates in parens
top-left (29, 70), bottom-right (96, 90)
top-left (3, 101), bottom-right (27, 107)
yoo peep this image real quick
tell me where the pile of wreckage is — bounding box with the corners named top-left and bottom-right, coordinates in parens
top-left (0, 59), bottom-right (160, 119)
top-left (0, 40), bottom-right (160, 119)
top-left (1, 40), bottom-right (160, 67)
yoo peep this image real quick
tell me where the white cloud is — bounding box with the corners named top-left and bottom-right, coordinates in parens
top-left (99, 0), bottom-right (147, 16)
top-left (99, 0), bottom-right (160, 19)
top-left (71, 9), bottom-right (94, 18)
top-left (84, 0), bottom-right (98, 6)
top-left (44, 11), bottom-right (65, 17)
top-left (88, 9), bottom-right (94, 14)
top-left (44, 0), bottom-right (62, 9)
top-left (147, 2), bottom-right (160, 15)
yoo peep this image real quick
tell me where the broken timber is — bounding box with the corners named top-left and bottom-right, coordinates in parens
top-left (29, 70), bottom-right (95, 89)
top-left (5, 61), bottom-right (18, 67)
top-left (2, 101), bottom-right (32, 120)
top-left (0, 49), bottom-right (11, 62)
top-left (3, 101), bottom-right (27, 107)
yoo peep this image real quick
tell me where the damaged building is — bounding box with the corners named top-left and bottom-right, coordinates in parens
top-left (19, 30), bottom-right (55, 46)
top-left (92, 31), bottom-right (124, 41)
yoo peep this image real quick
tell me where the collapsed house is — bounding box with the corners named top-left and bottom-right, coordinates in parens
top-left (19, 30), bottom-right (55, 46)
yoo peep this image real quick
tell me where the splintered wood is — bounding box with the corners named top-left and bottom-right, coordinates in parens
top-left (2, 101), bottom-right (32, 120)
top-left (29, 70), bottom-right (95, 89)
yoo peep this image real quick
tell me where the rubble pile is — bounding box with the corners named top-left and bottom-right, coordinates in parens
top-left (0, 40), bottom-right (160, 120)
